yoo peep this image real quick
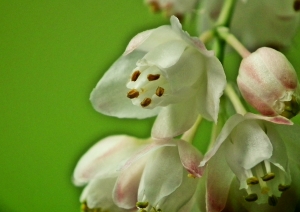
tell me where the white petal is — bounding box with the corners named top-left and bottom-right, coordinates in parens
top-left (199, 114), bottom-right (245, 167)
top-left (124, 25), bottom-right (180, 55)
top-left (151, 97), bottom-right (199, 138)
top-left (143, 40), bottom-right (187, 69)
top-left (73, 135), bottom-right (149, 186)
top-left (90, 50), bottom-right (161, 119)
top-left (196, 56), bottom-right (226, 122)
top-left (138, 146), bottom-right (183, 205)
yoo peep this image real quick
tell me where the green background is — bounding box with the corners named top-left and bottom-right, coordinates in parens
top-left (1, 1), bottom-right (300, 212)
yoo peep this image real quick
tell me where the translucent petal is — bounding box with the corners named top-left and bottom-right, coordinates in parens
top-left (151, 97), bottom-right (199, 138)
top-left (73, 135), bottom-right (149, 186)
top-left (177, 139), bottom-right (204, 177)
top-left (138, 146), bottom-right (183, 205)
top-left (90, 50), bottom-right (161, 119)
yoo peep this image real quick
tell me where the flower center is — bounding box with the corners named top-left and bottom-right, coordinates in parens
top-left (81, 202), bottom-right (102, 212)
top-left (136, 201), bottom-right (162, 212)
top-left (273, 90), bottom-right (300, 118)
top-left (243, 160), bottom-right (290, 206)
top-left (126, 65), bottom-right (170, 109)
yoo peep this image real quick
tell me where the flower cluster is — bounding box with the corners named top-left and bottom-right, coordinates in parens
top-left (73, 1), bottom-right (300, 212)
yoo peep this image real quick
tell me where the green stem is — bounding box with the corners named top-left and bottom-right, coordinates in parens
top-left (215, 0), bottom-right (237, 27)
top-left (181, 115), bottom-right (202, 143)
top-left (216, 27), bottom-right (251, 58)
top-left (225, 83), bottom-right (247, 115)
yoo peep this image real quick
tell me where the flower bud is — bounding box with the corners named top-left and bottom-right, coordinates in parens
top-left (237, 47), bottom-right (300, 118)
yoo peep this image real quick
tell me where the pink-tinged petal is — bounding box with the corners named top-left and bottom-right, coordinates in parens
top-left (113, 154), bottom-right (148, 209)
top-left (138, 146), bottom-right (183, 205)
top-left (170, 16), bottom-right (213, 57)
top-left (124, 25), bottom-right (180, 55)
top-left (199, 114), bottom-right (245, 167)
top-left (90, 50), bottom-right (161, 119)
top-left (151, 97), bottom-right (199, 139)
top-left (121, 139), bottom-right (176, 171)
top-left (143, 40), bottom-right (187, 69)
top-left (73, 135), bottom-right (149, 186)
top-left (244, 113), bottom-right (293, 125)
top-left (177, 140), bottom-right (204, 177)
top-left (197, 56), bottom-right (226, 123)
top-left (206, 145), bottom-right (234, 212)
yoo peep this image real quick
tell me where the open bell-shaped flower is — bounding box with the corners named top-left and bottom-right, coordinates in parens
top-left (237, 47), bottom-right (300, 119)
top-left (199, 113), bottom-right (300, 211)
top-left (91, 16), bottom-right (226, 138)
top-left (199, 0), bottom-right (300, 50)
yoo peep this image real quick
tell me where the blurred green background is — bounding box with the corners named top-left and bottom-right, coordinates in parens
top-left (1, 1), bottom-right (300, 212)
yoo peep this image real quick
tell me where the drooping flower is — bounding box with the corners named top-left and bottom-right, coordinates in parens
top-left (199, 113), bottom-right (300, 212)
top-left (144, 0), bottom-right (199, 19)
top-left (73, 135), bottom-right (204, 212)
top-left (91, 16), bottom-right (226, 138)
top-left (237, 47), bottom-right (300, 119)
top-left (199, 0), bottom-right (300, 50)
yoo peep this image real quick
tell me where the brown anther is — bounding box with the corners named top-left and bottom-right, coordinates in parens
top-left (147, 74), bottom-right (160, 81)
top-left (148, 1), bottom-right (161, 12)
top-left (131, 71), bottom-right (141, 81)
top-left (156, 87), bottom-right (164, 97)
top-left (261, 173), bottom-right (275, 181)
top-left (127, 89), bottom-right (139, 99)
top-left (246, 177), bottom-right (259, 185)
top-left (244, 193), bottom-right (258, 202)
top-left (294, 0), bottom-right (300, 11)
top-left (278, 184), bottom-right (291, 192)
top-left (140, 98), bottom-right (151, 107)
top-left (268, 195), bottom-right (278, 206)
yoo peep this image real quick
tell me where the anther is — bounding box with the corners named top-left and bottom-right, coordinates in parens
top-left (278, 184), bottom-right (291, 192)
top-left (268, 195), bottom-right (278, 206)
top-left (136, 201), bottom-right (149, 209)
top-left (147, 74), bottom-right (160, 81)
top-left (140, 98), bottom-right (151, 107)
top-left (131, 71), bottom-right (141, 81)
top-left (244, 193), bottom-right (258, 202)
top-left (188, 173), bottom-right (196, 178)
top-left (127, 89), bottom-right (139, 99)
top-left (294, 0), bottom-right (300, 11)
top-left (247, 176), bottom-right (259, 185)
top-left (261, 173), bottom-right (275, 181)
top-left (156, 87), bottom-right (164, 97)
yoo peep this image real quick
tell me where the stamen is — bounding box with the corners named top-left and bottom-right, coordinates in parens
top-left (188, 173), bottom-right (196, 178)
top-left (81, 202), bottom-right (101, 212)
top-left (156, 87), bottom-right (164, 97)
top-left (261, 173), bottom-right (275, 181)
top-left (247, 176), bottom-right (259, 185)
top-left (278, 184), bottom-right (291, 192)
top-left (127, 89), bottom-right (140, 99)
top-left (268, 195), bottom-right (278, 206)
top-left (294, 0), bottom-right (300, 11)
top-left (264, 160), bottom-right (271, 173)
top-left (255, 163), bottom-right (269, 194)
top-left (141, 98), bottom-right (152, 107)
top-left (136, 201), bottom-right (149, 209)
top-left (147, 74), bottom-right (160, 81)
top-left (131, 70), bottom-right (141, 81)
top-left (244, 193), bottom-right (258, 202)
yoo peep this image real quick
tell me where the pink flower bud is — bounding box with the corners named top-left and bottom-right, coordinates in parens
top-left (237, 47), bottom-right (300, 118)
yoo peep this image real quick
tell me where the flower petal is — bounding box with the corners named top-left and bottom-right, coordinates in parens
top-left (73, 135), bottom-right (149, 186)
top-left (199, 114), bottom-right (245, 167)
top-left (206, 145), bottom-right (235, 212)
top-left (151, 97), bottom-right (199, 138)
top-left (196, 56), bottom-right (226, 122)
top-left (90, 50), bottom-right (161, 119)
top-left (124, 25), bottom-right (180, 55)
top-left (138, 146), bottom-right (183, 205)
top-left (177, 139), bottom-right (204, 177)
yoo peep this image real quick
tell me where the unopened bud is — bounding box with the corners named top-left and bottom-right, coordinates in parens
top-left (237, 47), bottom-right (300, 119)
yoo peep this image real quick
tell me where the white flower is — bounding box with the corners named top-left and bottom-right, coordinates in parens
top-left (91, 16), bottom-right (226, 138)
top-left (237, 47), bottom-right (300, 118)
top-left (199, 0), bottom-right (300, 50)
top-left (73, 135), bottom-right (204, 212)
top-left (199, 113), bottom-right (300, 212)
top-left (145, 0), bottom-right (199, 17)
